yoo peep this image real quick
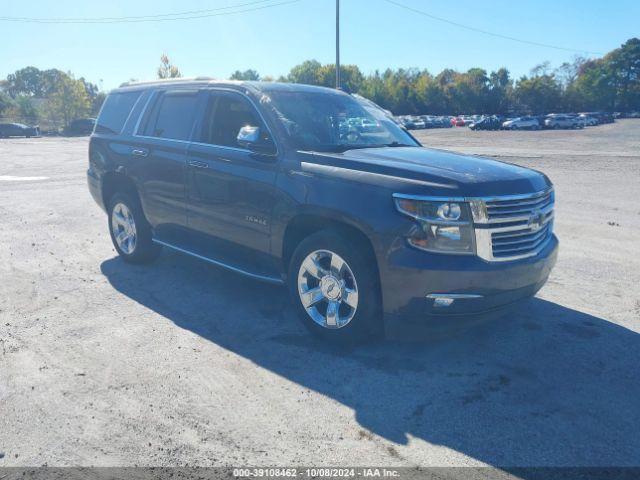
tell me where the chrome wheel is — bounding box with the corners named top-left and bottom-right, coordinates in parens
top-left (111, 202), bottom-right (137, 255)
top-left (297, 250), bottom-right (358, 329)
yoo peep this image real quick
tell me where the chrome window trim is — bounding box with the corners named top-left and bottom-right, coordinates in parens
top-left (121, 91), bottom-right (146, 134)
top-left (133, 90), bottom-right (158, 136)
top-left (131, 87), bottom-right (279, 158)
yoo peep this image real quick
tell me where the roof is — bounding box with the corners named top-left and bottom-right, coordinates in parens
top-left (115, 78), bottom-right (344, 96)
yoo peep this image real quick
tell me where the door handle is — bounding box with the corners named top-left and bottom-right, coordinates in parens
top-left (188, 159), bottom-right (209, 169)
top-left (131, 148), bottom-right (148, 158)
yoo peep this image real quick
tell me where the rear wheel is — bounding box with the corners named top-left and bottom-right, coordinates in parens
top-left (108, 192), bottom-right (161, 264)
top-left (288, 229), bottom-right (382, 343)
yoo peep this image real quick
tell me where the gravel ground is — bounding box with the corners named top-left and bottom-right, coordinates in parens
top-left (0, 121), bottom-right (639, 469)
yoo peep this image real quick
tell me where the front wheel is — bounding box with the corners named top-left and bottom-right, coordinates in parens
top-left (288, 230), bottom-right (382, 343)
top-left (108, 192), bottom-right (161, 264)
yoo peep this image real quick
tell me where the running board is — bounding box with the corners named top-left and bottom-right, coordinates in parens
top-left (152, 239), bottom-right (285, 285)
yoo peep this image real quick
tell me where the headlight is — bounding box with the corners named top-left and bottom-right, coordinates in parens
top-left (394, 195), bottom-right (475, 254)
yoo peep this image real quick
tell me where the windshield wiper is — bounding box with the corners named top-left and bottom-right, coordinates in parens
top-left (331, 144), bottom-right (382, 153)
top-left (384, 142), bottom-right (416, 147)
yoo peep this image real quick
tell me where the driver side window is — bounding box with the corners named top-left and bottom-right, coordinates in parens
top-left (200, 92), bottom-right (270, 148)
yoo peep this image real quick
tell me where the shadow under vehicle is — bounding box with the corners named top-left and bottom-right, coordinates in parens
top-left (100, 253), bottom-right (640, 475)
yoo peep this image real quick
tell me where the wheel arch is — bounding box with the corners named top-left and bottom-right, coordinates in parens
top-left (281, 211), bottom-right (381, 283)
top-left (102, 171), bottom-right (142, 210)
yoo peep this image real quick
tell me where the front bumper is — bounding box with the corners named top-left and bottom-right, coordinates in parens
top-left (380, 234), bottom-right (558, 322)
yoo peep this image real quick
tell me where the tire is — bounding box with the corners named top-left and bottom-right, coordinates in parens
top-left (288, 229), bottom-right (382, 343)
top-left (107, 191), bottom-right (161, 264)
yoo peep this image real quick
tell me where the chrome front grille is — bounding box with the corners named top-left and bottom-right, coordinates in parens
top-left (491, 220), bottom-right (553, 259)
top-left (485, 189), bottom-right (554, 223)
top-left (471, 188), bottom-right (555, 262)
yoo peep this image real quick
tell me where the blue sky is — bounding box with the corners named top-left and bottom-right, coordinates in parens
top-left (1, 0), bottom-right (638, 90)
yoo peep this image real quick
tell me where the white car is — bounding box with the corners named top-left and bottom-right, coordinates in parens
top-left (502, 117), bottom-right (541, 130)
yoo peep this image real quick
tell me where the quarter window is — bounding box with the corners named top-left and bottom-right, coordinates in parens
top-left (95, 91), bottom-right (141, 134)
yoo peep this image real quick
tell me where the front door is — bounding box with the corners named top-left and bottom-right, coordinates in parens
top-left (185, 90), bottom-right (280, 275)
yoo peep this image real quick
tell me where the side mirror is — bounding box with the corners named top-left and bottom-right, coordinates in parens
top-left (237, 125), bottom-right (260, 147)
top-left (237, 125), bottom-right (276, 155)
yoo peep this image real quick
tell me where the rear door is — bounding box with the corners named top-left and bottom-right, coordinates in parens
top-left (184, 89), bottom-right (280, 275)
top-left (130, 89), bottom-right (201, 244)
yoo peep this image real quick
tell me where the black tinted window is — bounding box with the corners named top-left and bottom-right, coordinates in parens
top-left (200, 93), bottom-right (267, 148)
top-left (95, 91), bottom-right (141, 134)
top-left (144, 91), bottom-right (199, 141)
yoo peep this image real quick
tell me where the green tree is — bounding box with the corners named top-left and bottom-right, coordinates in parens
top-left (0, 91), bottom-right (15, 118)
top-left (606, 38), bottom-right (640, 111)
top-left (45, 73), bottom-right (91, 127)
top-left (488, 68), bottom-right (513, 114)
top-left (230, 69), bottom-right (260, 81)
top-left (5, 66), bottom-right (45, 97)
top-left (157, 53), bottom-right (182, 79)
top-left (515, 74), bottom-right (563, 114)
top-left (15, 96), bottom-right (39, 123)
top-left (316, 64), bottom-right (364, 92)
top-left (286, 59), bottom-right (323, 85)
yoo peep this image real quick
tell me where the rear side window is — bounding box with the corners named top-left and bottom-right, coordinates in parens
top-left (143, 91), bottom-right (199, 141)
top-left (95, 91), bottom-right (141, 134)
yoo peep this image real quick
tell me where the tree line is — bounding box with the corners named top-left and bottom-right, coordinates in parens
top-left (233, 37), bottom-right (640, 115)
top-left (0, 37), bottom-right (637, 130)
top-left (0, 67), bottom-right (104, 129)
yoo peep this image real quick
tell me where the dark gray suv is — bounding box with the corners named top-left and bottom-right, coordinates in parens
top-left (88, 79), bottom-right (558, 342)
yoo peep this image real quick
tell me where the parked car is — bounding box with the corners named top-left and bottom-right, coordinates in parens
top-left (544, 114), bottom-right (583, 129)
top-left (438, 116), bottom-right (453, 128)
top-left (502, 116), bottom-right (541, 130)
top-left (88, 80), bottom-right (558, 342)
top-left (64, 118), bottom-right (96, 136)
top-left (0, 122), bottom-right (40, 138)
top-left (451, 116), bottom-right (466, 127)
top-left (593, 112), bottom-right (614, 124)
top-left (469, 116), bottom-right (502, 131)
top-left (578, 114), bottom-right (598, 126)
top-left (410, 117), bottom-right (426, 129)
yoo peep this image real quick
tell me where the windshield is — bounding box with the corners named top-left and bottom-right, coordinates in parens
top-left (264, 90), bottom-right (419, 152)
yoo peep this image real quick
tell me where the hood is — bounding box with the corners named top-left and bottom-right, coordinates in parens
top-left (299, 146), bottom-right (550, 197)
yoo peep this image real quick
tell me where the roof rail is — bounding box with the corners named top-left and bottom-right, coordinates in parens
top-left (118, 77), bottom-right (218, 88)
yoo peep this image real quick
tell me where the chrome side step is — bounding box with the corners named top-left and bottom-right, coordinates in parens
top-left (152, 239), bottom-right (285, 285)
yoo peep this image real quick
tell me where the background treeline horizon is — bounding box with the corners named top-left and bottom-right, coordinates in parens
top-left (1, 37), bottom-right (637, 129)
top-left (232, 37), bottom-right (640, 115)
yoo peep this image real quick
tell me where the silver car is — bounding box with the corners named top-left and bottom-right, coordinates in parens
top-left (502, 117), bottom-right (541, 130)
top-left (545, 115), bottom-right (583, 129)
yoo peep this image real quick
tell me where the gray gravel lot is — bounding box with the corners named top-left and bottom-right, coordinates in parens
top-left (0, 121), bottom-right (639, 468)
